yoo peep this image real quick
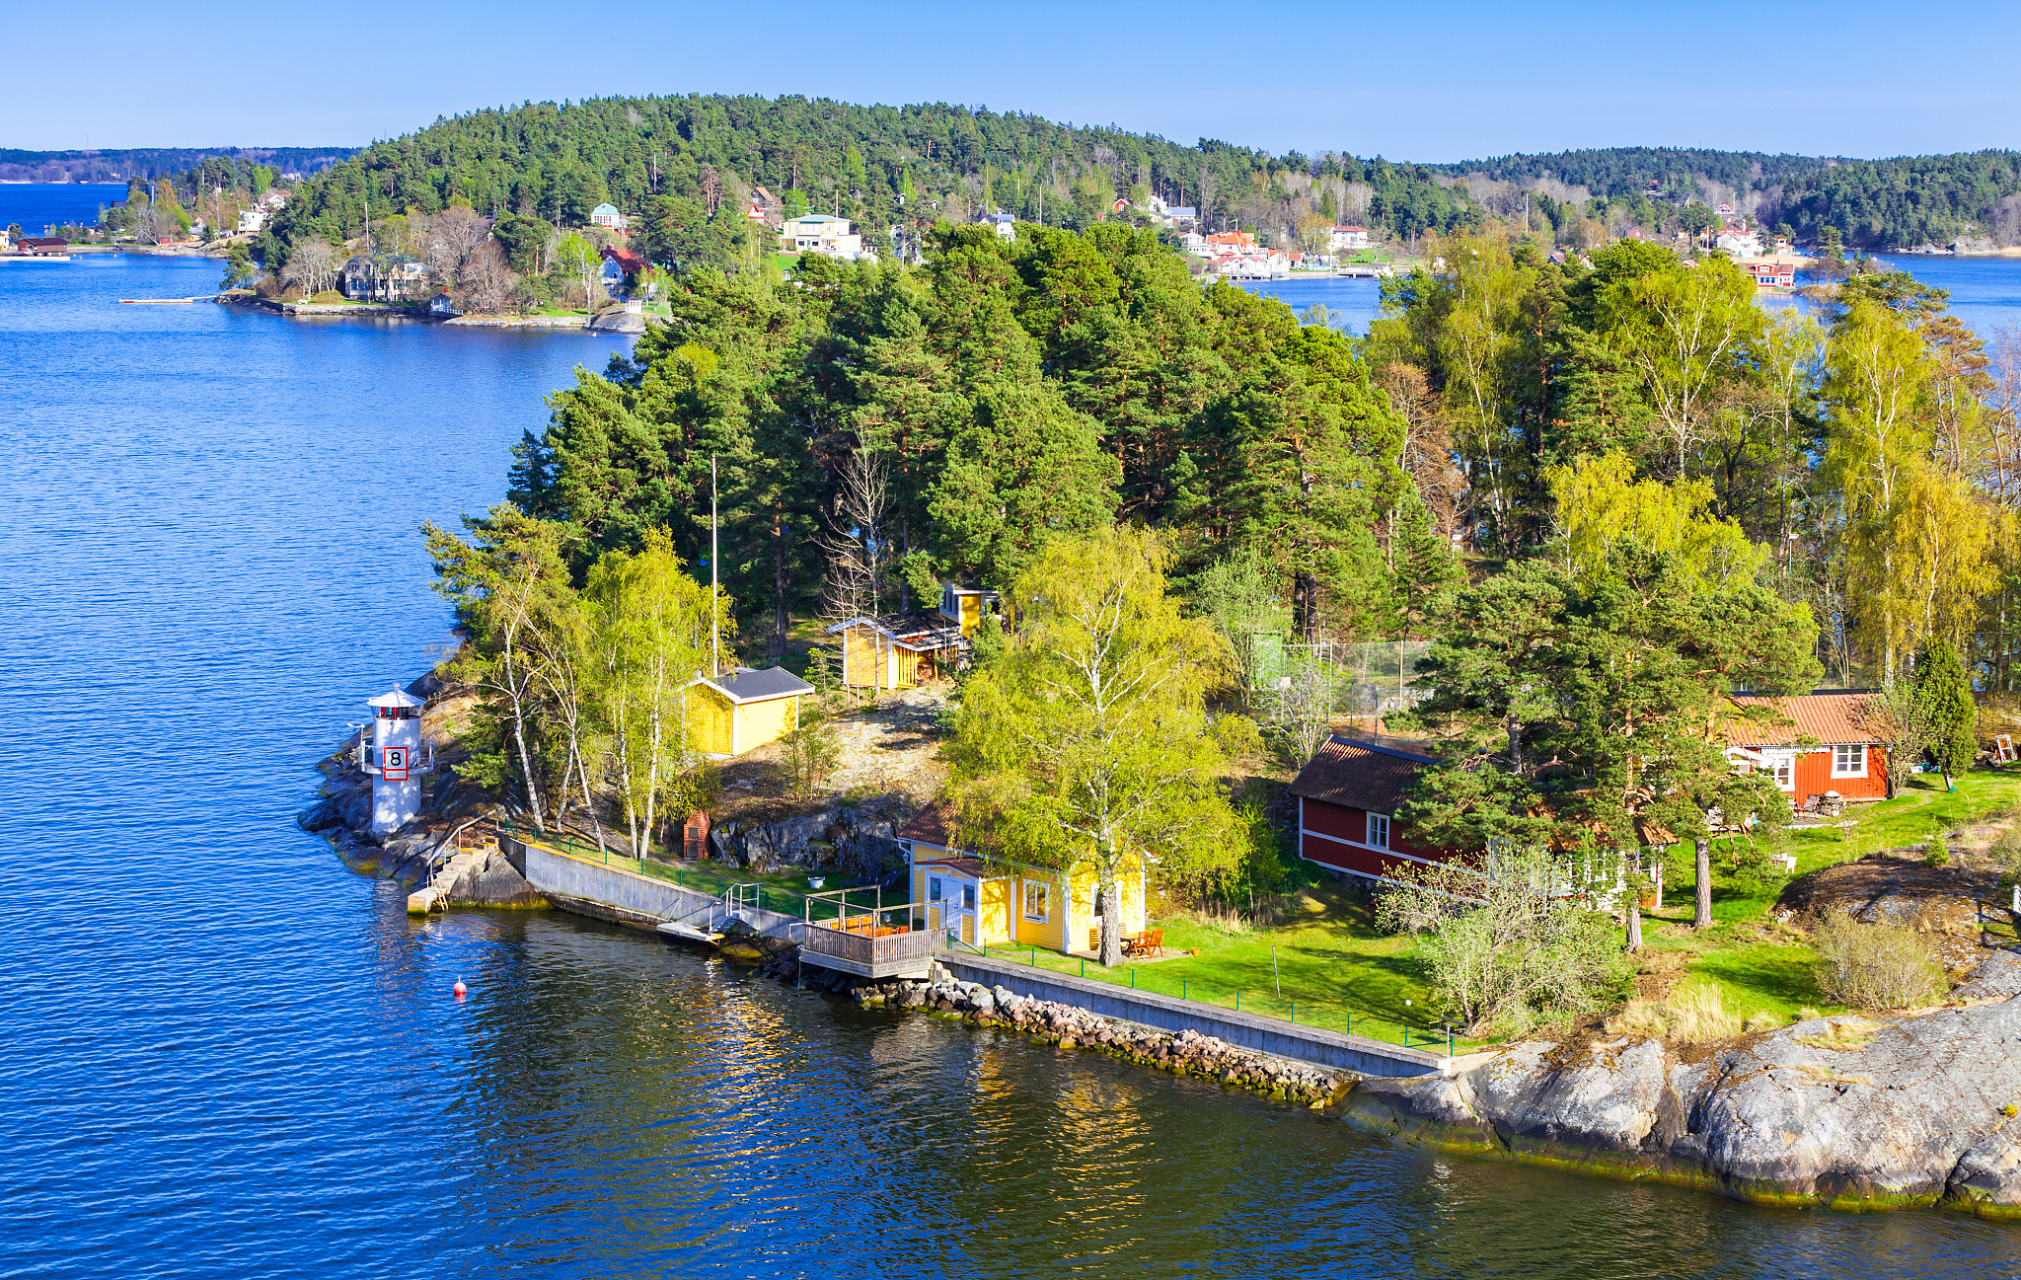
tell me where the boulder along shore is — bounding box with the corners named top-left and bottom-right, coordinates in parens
top-left (1344, 951), bottom-right (2021, 1217)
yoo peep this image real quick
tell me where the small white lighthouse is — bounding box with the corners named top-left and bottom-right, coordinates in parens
top-left (357, 689), bottom-right (432, 833)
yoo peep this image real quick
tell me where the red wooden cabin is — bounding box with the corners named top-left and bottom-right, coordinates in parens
top-left (1724, 691), bottom-right (1890, 806)
top-left (1289, 738), bottom-right (1461, 887)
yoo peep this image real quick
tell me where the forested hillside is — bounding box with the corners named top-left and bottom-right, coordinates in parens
top-left (1435, 147), bottom-right (2021, 249)
top-left (248, 96), bottom-right (2021, 259)
top-left (0, 146), bottom-right (352, 184)
top-left (258, 94), bottom-right (1477, 265)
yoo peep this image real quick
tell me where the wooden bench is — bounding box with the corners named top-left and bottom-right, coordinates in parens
top-left (1123, 928), bottom-right (1164, 958)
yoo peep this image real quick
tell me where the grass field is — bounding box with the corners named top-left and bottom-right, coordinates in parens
top-left (980, 884), bottom-right (1466, 1050)
top-left (1053, 768), bottom-right (2021, 1048)
top-left (1608, 768), bottom-right (2020, 1026)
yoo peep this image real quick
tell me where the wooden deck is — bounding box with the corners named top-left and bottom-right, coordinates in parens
top-left (799, 920), bottom-right (945, 979)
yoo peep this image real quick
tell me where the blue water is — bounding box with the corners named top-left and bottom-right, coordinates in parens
top-left (1246, 253), bottom-right (2021, 340)
top-left (5, 254), bottom-right (2021, 1278)
top-left (0, 183), bottom-right (127, 235)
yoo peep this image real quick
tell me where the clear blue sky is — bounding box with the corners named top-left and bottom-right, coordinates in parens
top-left (6, 0), bottom-right (2016, 160)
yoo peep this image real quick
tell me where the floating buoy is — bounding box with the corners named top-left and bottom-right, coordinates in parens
top-left (453, 979), bottom-right (467, 999)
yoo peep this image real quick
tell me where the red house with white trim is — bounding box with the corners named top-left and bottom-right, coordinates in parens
top-left (1289, 738), bottom-right (1460, 886)
top-left (1724, 690), bottom-right (1890, 805)
top-left (1743, 260), bottom-right (1796, 288)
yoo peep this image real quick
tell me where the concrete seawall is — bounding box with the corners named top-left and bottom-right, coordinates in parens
top-left (939, 952), bottom-right (1445, 1078)
top-left (501, 836), bottom-right (804, 940)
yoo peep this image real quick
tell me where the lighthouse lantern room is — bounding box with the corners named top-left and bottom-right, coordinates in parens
top-left (357, 689), bottom-right (433, 833)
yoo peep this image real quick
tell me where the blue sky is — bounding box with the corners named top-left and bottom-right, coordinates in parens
top-left (6, 0), bottom-right (2017, 160)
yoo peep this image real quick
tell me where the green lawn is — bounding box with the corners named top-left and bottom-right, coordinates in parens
top-left (980, 887), bottom-right (1469, 1051)
top-left (519, 767), bottom-right (2021, 1047)
top-left (1639, 768), bottom-right (2021, 1023)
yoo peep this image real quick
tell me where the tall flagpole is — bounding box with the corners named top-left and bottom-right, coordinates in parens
top-left (711, 455), bottom-right (720, 677)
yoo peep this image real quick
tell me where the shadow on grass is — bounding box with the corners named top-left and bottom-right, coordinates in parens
top-left (1692, 945), bottom-right (1824, 1009)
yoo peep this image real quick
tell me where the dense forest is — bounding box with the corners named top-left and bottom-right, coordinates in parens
top-left (484, 218), bottom-right (2021, 694)
top-left (254, 94), bottom-right (1477, 268)
top-left (240, 96), bottom-right (2021, 266)
top-left (431, 217), bottom-right (2020, 946)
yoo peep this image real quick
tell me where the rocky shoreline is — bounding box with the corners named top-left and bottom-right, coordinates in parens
top-left (1343, 952), bottom-right (2021, 1217)
top-left (753, 946), bottom-right (1351, 1108)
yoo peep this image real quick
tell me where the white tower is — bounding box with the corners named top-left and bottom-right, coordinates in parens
top-left (357, 689), bottom-right (432, 833)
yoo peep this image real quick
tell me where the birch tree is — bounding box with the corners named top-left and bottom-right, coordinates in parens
top-left (951, 528), bottom-right (1239, 965)
top-left (582, 531), bottom-right (725, 855)
top-left (1602, 255), bottom-right (1762, 478)
top-left (1825, 299), bottom-right (1935, 682)
top-left (424, 506), bottom-right (574, 832)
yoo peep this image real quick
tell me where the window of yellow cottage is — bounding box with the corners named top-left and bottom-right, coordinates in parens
top-left (897, 798), bottom-right (1147, 956)
top-left (680, 666), bottom-right (815, 759)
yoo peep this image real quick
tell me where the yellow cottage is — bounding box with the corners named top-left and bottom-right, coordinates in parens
top-left (896, 800), bottom-right (1148, 954)
top-left (683, 666), bottom-right (815, 759)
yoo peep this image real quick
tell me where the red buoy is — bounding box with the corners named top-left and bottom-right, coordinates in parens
top-left (453, 979), bottom-right (467, 999)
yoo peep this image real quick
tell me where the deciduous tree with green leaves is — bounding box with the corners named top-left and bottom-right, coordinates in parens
top-left (950, 528), bottom-right (1238, 965)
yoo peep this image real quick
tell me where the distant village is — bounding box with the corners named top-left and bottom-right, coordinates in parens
top-left (2, 181), bottom-right (1811, 301)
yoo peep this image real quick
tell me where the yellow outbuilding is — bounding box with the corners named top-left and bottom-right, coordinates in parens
top-left (683, 666), bottom-right (816, 759)
top-left (895, 799), bottom-right (1148, 954)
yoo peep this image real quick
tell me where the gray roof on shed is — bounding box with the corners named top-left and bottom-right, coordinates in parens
top-left (693, 666), bottom-right (814, 704)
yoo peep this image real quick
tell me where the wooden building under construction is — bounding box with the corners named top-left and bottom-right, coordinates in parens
top-left (827, 586), bottom-right (998, 691)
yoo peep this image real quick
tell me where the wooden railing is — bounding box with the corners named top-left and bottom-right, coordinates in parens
top-left (800, 920), bottom-right (945, 976)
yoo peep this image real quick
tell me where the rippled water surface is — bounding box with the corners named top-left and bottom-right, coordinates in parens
top-left (5, 253), bottom-right (2021, 1278)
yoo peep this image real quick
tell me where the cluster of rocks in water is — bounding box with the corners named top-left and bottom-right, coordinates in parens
top-left (758, 953), bottom-right (1348, 1108)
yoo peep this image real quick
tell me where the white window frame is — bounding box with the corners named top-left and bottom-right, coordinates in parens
top-left (1366, 812), bottom-right (1391, 850)
top-left (1833, 744), bottom-right (1867, 778)
top-left (929, 875), bottom-right (942, 902)
top-left (1772, 756), bottom-right (1795, 790)
top-left (1022, 879), bottom-right (1050, 923)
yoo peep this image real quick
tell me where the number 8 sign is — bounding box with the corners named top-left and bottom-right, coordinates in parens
top-left (382, 746), bottom-right (410, 780)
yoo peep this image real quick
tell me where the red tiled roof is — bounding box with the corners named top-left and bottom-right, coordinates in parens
top-left (1287, 738), bottom-right (1440, 814)
top-left (897, 800), bottom-right (956, 848)
top-left (1725, 691), bottom-right (1884, 746)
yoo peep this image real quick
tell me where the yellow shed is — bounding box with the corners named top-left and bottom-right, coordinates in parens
top-left (897, 799), bottom-right (1148, 955)
top-left (683, 666), bottom-right (815, 759)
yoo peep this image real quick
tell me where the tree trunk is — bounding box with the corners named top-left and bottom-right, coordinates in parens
top-left (576, 746), bottom-right (608, 857)
top-left (1098, 879), bottom-right (1123, 967)
top-left (1293, 571), bottom-right (1319, 644)
top-left (1625, 902), bottom-right (1643, 952)
top-left (772, 528), bottom-right (790, 664)
top-left (1693, 838), bottom-right (1713, 929)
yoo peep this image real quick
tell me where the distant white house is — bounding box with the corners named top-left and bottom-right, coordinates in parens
top-left (1329, 225), bottom-right (1370, 252)
top-left (590, 202), bottom-right (627, 231)
top-left (1715, 228), bottom-right (1763, 258)
top-left (780, 213), bottom-right (872, 261)
top-left (237, 207), bottom-right (267, 234)
top-left (977, 211), bottom-right (1015, 242)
